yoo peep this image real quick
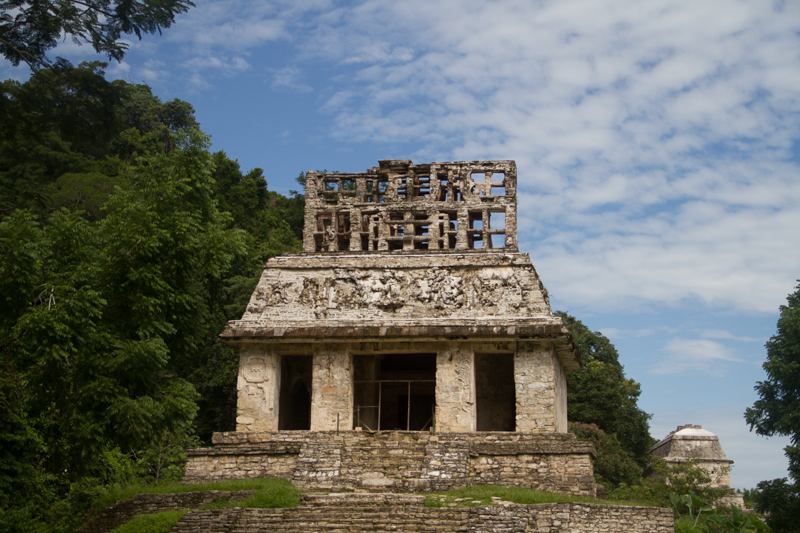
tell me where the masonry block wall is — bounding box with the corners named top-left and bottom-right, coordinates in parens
top-left (186, 160), bottom-right (595, 496)
top-left (89, 493), bottom-right (674, 533)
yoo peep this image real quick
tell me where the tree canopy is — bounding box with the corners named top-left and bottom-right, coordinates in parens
top-left (557, 311), bottom-right (655, 489)
top-left (0, 63), bottom-right (302, 533)
top-left (745, 281), bottom-right (800, 532)
top-left (0, 0), bottom-right (194, 70)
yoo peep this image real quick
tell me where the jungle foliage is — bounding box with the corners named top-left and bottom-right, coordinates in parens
top-left (0, 62), bottom-right (301, 533)
top-left (745, 281), bottom-right (800, 532)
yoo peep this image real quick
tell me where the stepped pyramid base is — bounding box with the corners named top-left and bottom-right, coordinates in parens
top-left (185, 431), bottom-right (597, 496)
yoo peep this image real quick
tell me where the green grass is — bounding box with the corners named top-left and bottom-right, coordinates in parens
top-left (109, 510), bottom-right (187, 533)
top-left (197, 478), bottom-right (301, 510)
top-left (423, 485), bottom-right (648, 508)
top-left (93, 477), bottom-right (300, 514)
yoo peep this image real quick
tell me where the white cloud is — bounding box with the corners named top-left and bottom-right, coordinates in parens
top-left (701, 330), bottom-right (762, 343)
top-left (272, 66), bottom-right (312, 93)
top-left (183, 55), bottom-right (250, 75)
top-left (107, 0), bottom-right (800, 315)
top-left (651, 338), bottom-right (744, 375)
top-left (292, 1), bottom-right (800, 312)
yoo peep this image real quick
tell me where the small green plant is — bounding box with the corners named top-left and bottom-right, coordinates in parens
top-left (706, 504), bottom-right (770, 532)
top-left (670, 491), bottom-right (712, 530)
top-left (669, 492), bottom-right (771, 533)
top-left (611, 458), bottom-right (730, 508)
top-left (109, 510), bottom-right (187, 533)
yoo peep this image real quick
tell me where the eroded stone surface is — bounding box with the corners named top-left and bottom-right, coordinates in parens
top-left (303, 160), bottom-right (518, 253)
top-left (233, 253), bottom-right (554, 325)
top-left (236, 347), bottom-right (280, 432)
top-left (198, 160), bottom-right (593, 498)
top-left (170, 496), bottom-right (675, 533)
top-left (650, 424), bottom-right (745, 508)
top-left (185, 431), bottom-right (596, 496)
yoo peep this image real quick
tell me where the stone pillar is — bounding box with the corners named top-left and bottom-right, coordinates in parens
top-left (514, 342), bottom-right (566, 433)
top-left (236, 346), bottom-right (280, 432)
top-left (435, 343), bottom-right (476, 432)
top-left (553, 350), bottom-right (568, 433)
top-left (310, 345), bottom-right (353, 431)
top-left (302, 172), bottom-right (318, 252)
top-left (505, 203), bottom-right (517, 250)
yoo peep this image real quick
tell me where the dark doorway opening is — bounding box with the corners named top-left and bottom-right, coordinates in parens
top-left (278, 355), bottom-right (312, 430)
top-left (476, 353), bottom-right (515, 431)
top-left (353, 353), bottom-right (436, 431)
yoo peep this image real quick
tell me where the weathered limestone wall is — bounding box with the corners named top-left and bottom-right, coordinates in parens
top-left (183, 440), bottom-right (301, 482)
top-left (236, 347), bottom-right (280, 432)
top-left (515, 343), bottom-right (564, 433)
top-left (234, 339), bottom-right (572, 435)
top-left (184, 431), bottom-right (596, 496)
top-left (553, 349), bottom-right (568, 433)
top-left (435, 343), bottom-right (476, 432)
top-left (310, 346), bottom-right (353, 431)
top-left (169, 493), bottom-right (674, 533)
top-left (235, 253), bottom-right (554, 324)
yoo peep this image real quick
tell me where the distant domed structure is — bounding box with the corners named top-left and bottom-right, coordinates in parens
top-left (650, 424), bottom-right (744, 508)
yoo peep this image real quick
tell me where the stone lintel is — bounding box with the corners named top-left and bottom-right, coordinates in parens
top-left (222, 335), bottom-right (580, 372)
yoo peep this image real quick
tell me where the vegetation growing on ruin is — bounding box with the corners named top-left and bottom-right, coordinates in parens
top-left (91, 477), bottom-right (300, 515)
top-left (108, 510), bottom-right (187, 533)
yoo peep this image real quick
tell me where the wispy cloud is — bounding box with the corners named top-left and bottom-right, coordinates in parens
top-left (272, 66), bottom-right (312, 93)
top-left (101, 0), bottom-right (800, 315)
top-left (651, 338), bottom-right (744, 375)
top-left (701, 330), bottom-right (762, 343)
top-left (286, 0), bottom-right (800, 314)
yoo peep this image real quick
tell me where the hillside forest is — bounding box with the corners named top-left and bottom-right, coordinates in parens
top-left (0, 62), bottom-right (766, 533)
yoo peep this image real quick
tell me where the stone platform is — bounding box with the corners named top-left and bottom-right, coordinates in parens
top-left (184, 431), bottom-right (597, 497)
top-left (172, 492), bottom-right (675, 533)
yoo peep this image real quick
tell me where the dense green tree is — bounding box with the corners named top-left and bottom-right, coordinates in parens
top-left (745, 280), bottom-right (800, 532)
top-left (0, 62), bottom-right (202, 216)
top-left (0, 62), bottom-right (304, 531)
top-left (558, 312), bottom-right (655, 472)
top-left (0, 0), bottom-right (193, 70)
top-left (0, 62), bottom-right (125, 213)
top-left (568, 422), bottom-right (643, 489)
top-left (748, 478), bottom-right (800, 533)
top-left (0, 131), bottom-right (250, 531)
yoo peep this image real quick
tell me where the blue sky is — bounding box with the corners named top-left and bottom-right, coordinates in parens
top-left (4, 0), bottom-right (800, 490)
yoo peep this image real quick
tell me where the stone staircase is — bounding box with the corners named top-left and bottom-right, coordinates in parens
top-left (171, 494), bottom-right (472, 533)
top-left (82, 490), bottom-right (674, 533)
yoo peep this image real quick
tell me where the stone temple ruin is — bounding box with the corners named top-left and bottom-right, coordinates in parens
top-left (184, 160), bottom-right (597, 495)
top-left (651, 424), bottom-right (745, 508)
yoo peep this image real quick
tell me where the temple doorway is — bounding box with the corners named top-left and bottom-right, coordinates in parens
top-left (278, 355), bottom-right (312, 430)
top-left (475, 353), bottom-right (516, 431)
top-left (353, 353), bottom-right (436, 431)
